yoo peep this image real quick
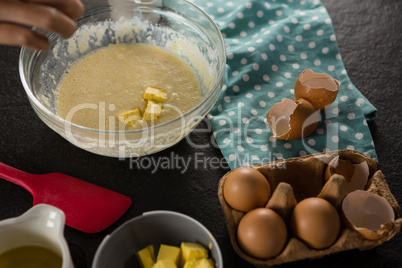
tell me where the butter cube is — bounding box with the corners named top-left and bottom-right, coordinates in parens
top-left (157, 244), bottom-right (181, 265)
top-left (143, 86), bottom-right (167, 102)
top-left (183, 258), bottom-right (215, 268)
top-left (152, 259), bottom-right (177, 268)
top-left (180, 242), bottom-right (208, 263)
top-left (118, 108), bottom-right (142, 127)
top-left (143, 100), bottom-right (162, 121)
top-left (136, 245), bottom-right (156, 268)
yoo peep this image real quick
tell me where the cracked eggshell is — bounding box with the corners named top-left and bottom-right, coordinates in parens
top-left (342, 190), bottom-right (395, 240)
top-left (266, 98), bottom-right (319, 140)
top-left (325, 156), bottom-right (354, 183)
top-left (345, 161), bottom-right (369, 193)
top-left (325, 156), bottom-right (370, 194)
top-left (294, 69), bottom-right (340, 110)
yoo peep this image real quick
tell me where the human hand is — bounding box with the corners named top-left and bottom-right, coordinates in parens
top-left (0, 0), bottom-right (84, 50)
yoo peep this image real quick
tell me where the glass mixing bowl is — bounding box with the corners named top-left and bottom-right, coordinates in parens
top-left (19, 0), bottom-right (225, 158)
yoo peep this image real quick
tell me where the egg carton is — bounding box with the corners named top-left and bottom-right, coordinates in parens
top-left (217, 150), bottom-right (402, 267)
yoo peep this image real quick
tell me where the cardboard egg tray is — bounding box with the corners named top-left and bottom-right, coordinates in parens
top-left (218, 150), bottom-right (402, 267)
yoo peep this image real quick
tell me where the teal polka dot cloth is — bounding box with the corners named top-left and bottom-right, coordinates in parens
top-left (191, 0), bottom-right (377, 169)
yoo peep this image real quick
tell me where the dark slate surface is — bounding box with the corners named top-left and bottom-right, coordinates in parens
top-left (0, 0), bottom-right (400, 267)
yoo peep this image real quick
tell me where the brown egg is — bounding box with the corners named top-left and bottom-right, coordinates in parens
top-left (294, 69), bottom-right (340, 110)
top-left (237, 208), bottom-right (287, 259)
top-left (223, 167), bottom-right (271, 212)
top-left (290, 197), bottom-right (340, 249)
top-left (266, 98), bottom-right (319, 140)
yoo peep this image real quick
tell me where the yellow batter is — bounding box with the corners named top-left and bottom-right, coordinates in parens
top-left (56, 43), bottom-right (201, 130)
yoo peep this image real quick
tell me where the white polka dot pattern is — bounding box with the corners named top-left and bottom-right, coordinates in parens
top-left (193, 0), bottom-right (377, 169)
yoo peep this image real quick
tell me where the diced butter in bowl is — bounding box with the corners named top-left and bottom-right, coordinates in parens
top-left (92, 211), bottom-right (222, 268)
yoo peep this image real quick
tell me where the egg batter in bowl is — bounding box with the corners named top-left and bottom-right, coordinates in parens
top-left (56, 43), bottom-right (201, 131)
top-left (25, 1), bottom-right (226, 157)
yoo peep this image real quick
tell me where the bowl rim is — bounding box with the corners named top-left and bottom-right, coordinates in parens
top-left (92, 210), bottom-right (223, 268)
top-left (19, 0), bottom-right (226, 135)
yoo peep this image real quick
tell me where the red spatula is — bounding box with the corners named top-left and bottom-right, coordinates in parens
top-left (0, 162), bottom-right (132, 233)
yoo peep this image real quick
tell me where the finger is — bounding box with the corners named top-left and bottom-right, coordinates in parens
top-left (24, 0), bottom-right (84, 20)
top-left (0, 2), bottom-right (77, 38)
top-left (0, 23), bottom-right (48, 50)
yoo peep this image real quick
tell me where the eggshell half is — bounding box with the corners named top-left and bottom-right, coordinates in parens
top-left (325, 156), bottom-right (355, 182)
top-left (325, 157), bottom-right (369, 194)
top-left (345, 161), bottom-right (369, 194)
top-left (266, 98), bottom-right (319, 140)
top-left (294, 69), bottom-right (340, 110)
top-left (342, 190), bottom-right (395, 240)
